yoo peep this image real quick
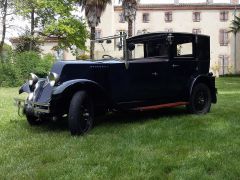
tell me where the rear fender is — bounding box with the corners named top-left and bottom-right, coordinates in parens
top-left (189, 75), bottom-right (217, 103)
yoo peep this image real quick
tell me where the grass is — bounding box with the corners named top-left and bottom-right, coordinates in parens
top-left (0, 77), bottom-right (240, 179)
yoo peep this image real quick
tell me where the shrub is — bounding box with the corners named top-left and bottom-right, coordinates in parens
top-left (14, 51), bottom-right (55, 80)
top-left (0, 63), bottom-right (21, 87)
top-left (34, 54), bottom-right (55, 77)
top-left (0, 51), bottom-right (55, 87)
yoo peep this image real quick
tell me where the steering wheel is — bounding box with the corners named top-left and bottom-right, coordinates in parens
top-left (102, 54), bottom-right (113, 59)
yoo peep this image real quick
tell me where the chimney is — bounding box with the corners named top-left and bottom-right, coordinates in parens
top-left (207, 0), bottom-right (213, 4)
top-left (231, 0), bottom-right (239, 4)
top-left (174, 0), bottom-right (179, 5)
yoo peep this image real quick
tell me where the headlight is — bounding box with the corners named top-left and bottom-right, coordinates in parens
top-left (28, 73), bottom-right (38, 86)
top-left (48, 72), bottom-right (59, 86)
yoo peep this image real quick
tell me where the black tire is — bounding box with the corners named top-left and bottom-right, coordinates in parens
top-left (26, 114), bottom-right (42, 126)
top-left (68, 91), bottom-right (94, 136)
top-left (187, 83), bottom-right (212, 114)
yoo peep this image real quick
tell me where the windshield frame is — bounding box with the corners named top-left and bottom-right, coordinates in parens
top-left (91, 33), bottom-right (128, 61)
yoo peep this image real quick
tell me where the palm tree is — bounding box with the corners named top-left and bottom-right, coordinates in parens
top-left (119, 0), bottom-right (138, 37)
top-left (229, 15), bottom-right (240, 34)
top-left (78, 0), bottom-right (111, 59)
top-left (229, 15), bottom-right (240, 73)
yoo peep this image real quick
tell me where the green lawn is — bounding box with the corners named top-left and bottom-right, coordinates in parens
top-left (0, 77), bottom-right (240, 179)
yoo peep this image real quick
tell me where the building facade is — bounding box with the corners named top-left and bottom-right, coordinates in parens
top-left (10, 37), bottom-right (76, 61)
top-left (95, 0), bottom-right (240, 75)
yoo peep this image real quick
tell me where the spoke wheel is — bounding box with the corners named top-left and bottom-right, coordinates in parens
top-left (187, 83), bottom-right (212, 114)
top-left (68, 91), bottom-right (94, 136)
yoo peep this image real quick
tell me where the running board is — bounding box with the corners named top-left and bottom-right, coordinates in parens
top-left (132, 102), bottom-right (189, 111)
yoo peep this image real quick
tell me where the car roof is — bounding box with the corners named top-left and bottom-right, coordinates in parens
top-left (127, 32), bottom-right (209, 41)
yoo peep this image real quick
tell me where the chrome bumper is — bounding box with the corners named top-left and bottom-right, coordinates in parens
top-left (14, 98), bottom-right (50, 114)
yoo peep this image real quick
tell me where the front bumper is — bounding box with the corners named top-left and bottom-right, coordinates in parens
top-left (14, 98), bottom-right (50, 114)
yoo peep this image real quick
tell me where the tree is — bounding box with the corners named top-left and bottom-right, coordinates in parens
top-left (78, 0), bottom-right (112, 59)
top-left (119, 0), bottom-right (138, 37)
top-left (44, 16), bottom-right (89, 54)
top-left (229, 15), bottom-right (240, 34)
top-left (0, 0), bottom-right (15, 54)
top-left (229, 15), bottom-right (240, 73)
top-left (15, 0), bottom-right (88, 54)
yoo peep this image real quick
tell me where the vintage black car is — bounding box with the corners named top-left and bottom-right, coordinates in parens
top-left (15, 32), bottom-right (217, 135)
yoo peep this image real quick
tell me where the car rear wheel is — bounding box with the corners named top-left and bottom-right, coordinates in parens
top-left (68, 91), bottom-right (94, 136)
top-left (187, 83), bottom-right (211, 114)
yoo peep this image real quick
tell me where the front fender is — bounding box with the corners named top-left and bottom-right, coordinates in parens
top-left (52, 79), bottom-right (106, 96)
top-left (19, 82), bottom-right (31, 94)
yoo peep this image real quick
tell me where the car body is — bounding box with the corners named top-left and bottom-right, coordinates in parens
top-left (15, 32), bottom-right (217, 135)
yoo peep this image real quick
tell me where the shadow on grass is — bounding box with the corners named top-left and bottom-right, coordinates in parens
top-left (36, 107), bottom-right (188, 133)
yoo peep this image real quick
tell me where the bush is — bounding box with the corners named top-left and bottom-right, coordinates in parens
top-left (0, 63), bottom-right (21, 87)
top-left (0, 51), bottom-right (55, 87)
top-left (14, 51), bottom-right (54, 80)
top-left (35, 54), bottom-right (55, 77)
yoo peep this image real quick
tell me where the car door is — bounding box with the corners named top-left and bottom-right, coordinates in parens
top-left (109, 37), bottom-right (170, 106)
top-left (168, 34), bottom-right (198, 100)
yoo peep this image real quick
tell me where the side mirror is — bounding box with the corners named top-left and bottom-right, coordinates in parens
top-left (127, 43), bottom-right (135, 51)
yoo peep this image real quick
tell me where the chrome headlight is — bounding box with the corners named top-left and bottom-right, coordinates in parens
top-left (48, 72), bottom-right (59, 86)
top-left (28, 73), bottom-right (39, 86)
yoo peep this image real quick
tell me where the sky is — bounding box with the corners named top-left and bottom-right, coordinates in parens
top-left (115, 0), bottom-right (233, 4)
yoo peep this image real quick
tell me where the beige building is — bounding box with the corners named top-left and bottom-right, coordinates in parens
top-left (94, 0), bottom-right (240, 75)
top-left (10, 37), bottom-right (76, 60)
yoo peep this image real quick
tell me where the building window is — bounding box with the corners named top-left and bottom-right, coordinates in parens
top-left (142, 13), bottom-right (150, 23)
top-left (165, 12), bottom-right (172, 22)
top-left (219, 29), bottom-right (229, 46)
top-left (193, 28), bottom-right (201, 34)
top-left (193, 12), bottom-right (201, 22)
top-left (220, 11), bottom-right (229, 21)
top-left (95, 29), bottom-right (101, 39)
top-left (165, 28), bottom-right (173, 32)
top-left (219, 55), bottom-right (229, 75)
top-left (119, 12), bottom-right (125, 23)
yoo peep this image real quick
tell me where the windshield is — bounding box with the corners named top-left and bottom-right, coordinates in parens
top-left (93, 34), bottom-right (126, 60)
top-left (93, 34), bottom-right (169, 61)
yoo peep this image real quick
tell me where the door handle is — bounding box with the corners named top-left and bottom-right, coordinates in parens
top-left (152, 72), bottom-right (158, 76)
top-left (172, 64), bottom-right (180, 68)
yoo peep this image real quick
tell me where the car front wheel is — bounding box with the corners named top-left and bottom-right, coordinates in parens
top-left (68, 91), bottom-right (94, 136)
top-left (187, 83), bottom-right (212, 114)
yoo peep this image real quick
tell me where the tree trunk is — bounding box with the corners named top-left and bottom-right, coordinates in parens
top-left (128, 19), bottom-right (133, 59)
top-left (234, 32), bottom-right (237, 74)
top-left (90, 26), bottom-right (95, 60)
top-left (30, 8), bottom-right (35, 51)
top-left (0, 0), bottom-right (8, 56)
top-left (128, 19), bottom-right (133, 37)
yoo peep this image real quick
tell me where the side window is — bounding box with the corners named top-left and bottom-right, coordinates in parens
top-left (177, 43), bottom-right (192, 56)
top-left (133, 43), bottom-right (145, 59)
top-left (174, 36), bottom-right (194, 58)
top-left (147, 39), bottom-right (169, 58)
